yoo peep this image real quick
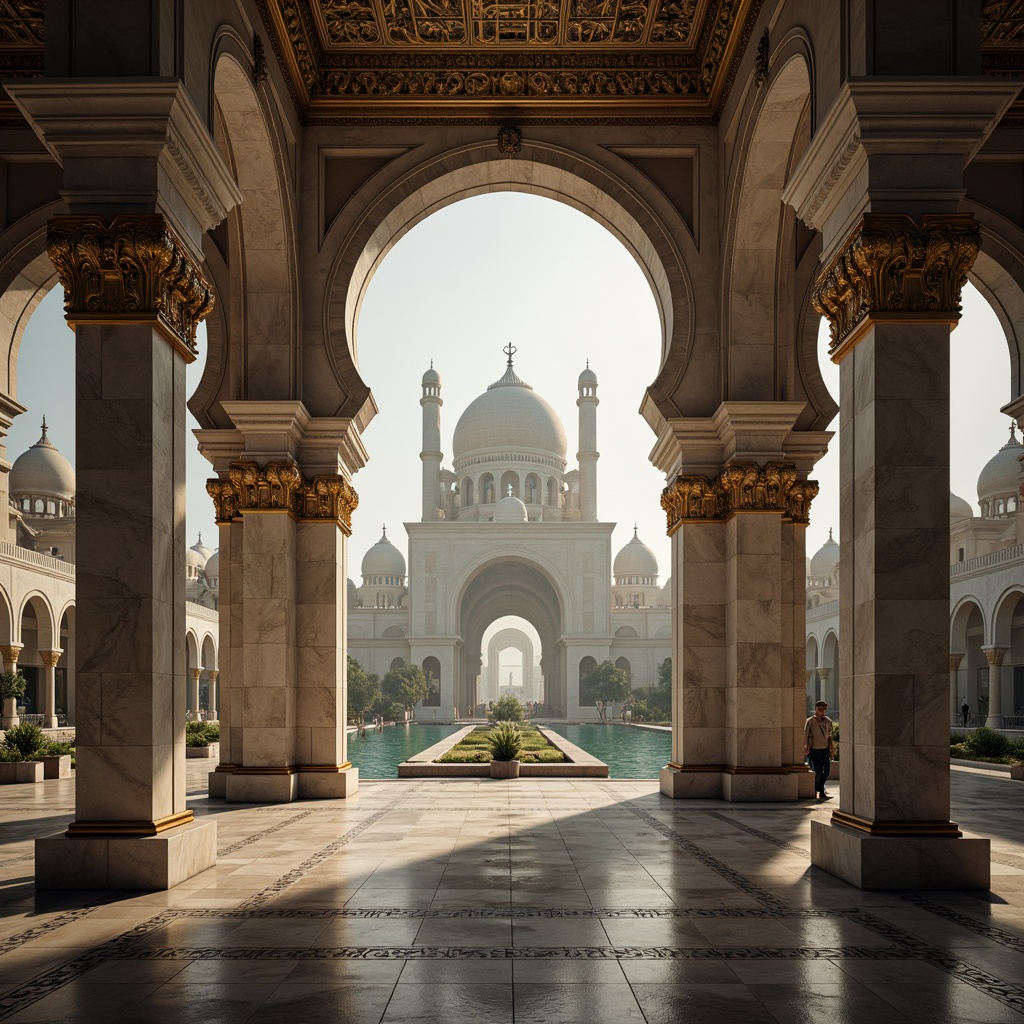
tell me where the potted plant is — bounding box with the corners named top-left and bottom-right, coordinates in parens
top-left (38, 739), bottom-right (74, 778)
top-left (0, 671), bottom-right (26, 729)
top-left (1011, 761), bottom-right (1024, 781)
top-left (487, 721), bottom-right (523, 779)
top-left (0, 721), bottom-right (45, 784)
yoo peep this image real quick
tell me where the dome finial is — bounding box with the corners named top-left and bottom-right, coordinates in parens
top-left (381, 523), bottom-right (387, 540)
top-left (633, 523), bottom-right (638, 538)
top-left (503, 342), bottom-right (517, 368)
top-left (828, 527), bottom-right (833, 542)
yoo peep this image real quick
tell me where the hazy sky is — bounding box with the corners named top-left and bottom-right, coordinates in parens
top-left (11, 192), bottom-right (1011, 581)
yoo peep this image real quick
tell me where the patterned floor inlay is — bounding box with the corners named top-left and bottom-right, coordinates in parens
top-left (1, 773), bottom-right (1021, 1023)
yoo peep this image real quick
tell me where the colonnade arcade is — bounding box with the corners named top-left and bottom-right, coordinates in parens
top-left (3, 1), bottom-right (1024, 892)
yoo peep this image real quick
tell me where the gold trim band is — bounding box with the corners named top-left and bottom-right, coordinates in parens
top-left (66, 809), bottom-right (195, 837)
top-left (215, 763), bottom-right (354, 776)
top-left (664, 763), bottom-right (809, 775)
top-left (830, 810), bottom-right (963, 838)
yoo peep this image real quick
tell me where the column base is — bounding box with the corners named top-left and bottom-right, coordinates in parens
top-left (661, 764), bottom-right (814, 801)
top-left (43, 716), bottom-right (58, 729)
top-left (811, 818), bottom-right (990, 890)
top-left (214, 765), bottom-right (359, 802)
top-left (35, 819), bottom-right (216, 890)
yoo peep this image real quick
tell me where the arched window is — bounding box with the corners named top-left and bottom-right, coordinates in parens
top-left (615, 657), bottom-right (631, 684)
top-left (500, 471), bottom-right (519, 499)
top-left (578, 655), bottom-right (598, 705)
top-left (390, 657), bottom-right (406, 671)
top-left (547, 477), bottom-right (559, 506)
top-left (481, 473), bottom-right (495, 504)
top-left (525, 474), bottom-right (540, 504)
top-left (462, 477), bottom-right (474, 505)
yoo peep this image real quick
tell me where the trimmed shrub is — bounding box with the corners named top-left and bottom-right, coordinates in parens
top-left (0, 671), bottom-right (26, 703)
top-left (3, 722), bottom-right (44, 758)
top-left (185, 721), bottom-right (219, 746)
top-left (491, 694), bottom-right (524, 722)
top-left (964, 727), bottom-right (1011, 758)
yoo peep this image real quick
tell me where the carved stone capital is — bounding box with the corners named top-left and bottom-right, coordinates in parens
top-left (190, 667), bottom-right (202, 681)
top-left (208, 669), bottom-right (219, 681)
top-left (46, 214), bottom-right (214, 361)
top-left (209, 462), bottom-right (359, 532)
top-left (40, 649), bottom-right (63, 669)
top-left (661, 461), bottom-right (817, 534)
top-left (812, 213), bottom-right (980, 357)
top-left (1, 644), bottom-right (23, 666)
top-left (982, 645), bottom-right (1008, 667)
top-left (949, 652), bottom-right (965, 671)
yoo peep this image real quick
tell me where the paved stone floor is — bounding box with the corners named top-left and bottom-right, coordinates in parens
top-left (1, 765), bottom-right (1023, 1023)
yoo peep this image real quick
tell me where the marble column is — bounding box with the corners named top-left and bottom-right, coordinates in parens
top-left (816, 667), bottom-right (831, 711)
top-left (40, 649), bottom-right (62, 729)
top-left (659, 405), bottom-right (825, 801)
top-left (950, 652), bottom-right (965, 726)
top-left (8, 79), bottom-right (240, 889)
top-left (189, 669), bottom-right (202, 719)
top-left (806, 218), bottom-right (991, 889)
top-left (981, 647), bottom-right (1007, 729)
top-left (208, 670), bottom-right (219, 720)
top-left (200, 403), bottom-right (362, 802)
top-left (1, 643), bottom-right (23, 728)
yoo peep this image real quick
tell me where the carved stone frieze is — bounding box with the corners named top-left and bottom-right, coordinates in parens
top-left (812, 213), bottom-right (981, 355)
top-left (209, 462), bottom-right (359, 531)
top-left (46, 215), bottom-right (215, 360)
top-left (661, 461), bottom-right (817, 534)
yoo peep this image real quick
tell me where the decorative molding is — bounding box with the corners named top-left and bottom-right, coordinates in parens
top-left (66, 809), bottom-right (195, 837)
top-left (982, 645), bottom-right (1008, 666)
top-left (661, 461), bottom-right (817, 534)
top-left (812, 213), bottom-right (981, 357)
top-left (208, 461), bottom-right (358, 532)
top-left (950, 652), bottom-right (965, 671)
top-left (754, 27), bottom-right (769, 87)
top-left (829, 809), bottom-right (963, 838)
top-left (497, 124), bottom-right (522, 157)
top-left (46, 215), bottom-right (215, 360)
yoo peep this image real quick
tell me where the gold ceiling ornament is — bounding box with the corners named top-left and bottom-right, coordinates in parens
top-left (46, 214), bottom-right (214, 361)
top-left (209, 462), bottom-right (359, 531)
top-left (661, 461), bottom-right (816, 534)
top-left (497, 123), bottom-right (522, 156)
top-left (256, 0), bottom-right (764, 120)
top-left (812, 213), bottom-right (981, 358)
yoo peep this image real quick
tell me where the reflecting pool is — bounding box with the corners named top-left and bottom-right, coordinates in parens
top-left (348, 723), bottom-right (462, 779)
top-left (348, 721), bottom-right (669, 780)
top-left (556, 723), bottom-right (671, 779)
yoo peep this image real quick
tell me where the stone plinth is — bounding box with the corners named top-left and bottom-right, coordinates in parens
top-left (811, 819), bottom-right (989, 890)
top-left (661, 764), bottom-right (814, 800)
top-left (216, 765), bottom-right (359, 802)
top-left (35, 820), bottom-right (216, 890)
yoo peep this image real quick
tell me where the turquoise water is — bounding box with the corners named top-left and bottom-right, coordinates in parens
top-left (556, 723), bottom-right (671, 779)
top-left (348, 723), bottom-right (461, 779)
top-left (348, 721), bottom-right (670, 780)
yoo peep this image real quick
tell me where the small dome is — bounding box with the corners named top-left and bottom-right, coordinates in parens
top-left (494, 495), bottom-right (528, 522)
top-left (422, 363), bottom-right (440, 386)
top-left (190, 534), bottom-right (213, 565)
top-left (361, 526), bottom-right (406, 577)
top-left (10, 418), bottom-right (75, 501)
top-left (452, 352), bottom-right (567, 466)
top-left (978, 422), bottom-right (1022, 510)
top-left (578, 364), bottom-right (598, 386)
top-left (347, 578), bottom-right (359, 605)
top-left (205, 549), bottom-right (220, 578)
top-left (809, 528), bottom-right (840, 577)
top-left (950, 491), bottom-right (974, 525)
top-left (614, 526), bottom-right (659, 577)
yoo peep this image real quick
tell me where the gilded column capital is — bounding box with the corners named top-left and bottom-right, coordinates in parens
top-left (208, 669), bottom-right (219, 681)
top-left (812, 213), bottom-right (980, 359)
top-left (1, 644), bottom-right (23, 666)
top-left (295, 475), bottom-right (359, 534)
top-left (46, 214), bottom-right (214, 361)
top-left (949, 652), bottom-right (965, 671)
top-left (661, 462), bottom-right (817, 535)
top-left (982, 645), bottom-right (1008, 667)
top-left (208, 462), bottom-right (359, 532)
top-left (40, 649), bottom-right (63, 669)
top-left (190, 667), bottom-right (202, 680)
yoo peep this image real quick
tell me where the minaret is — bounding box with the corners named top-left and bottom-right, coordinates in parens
top-left (420, 362), bottom-right (443, 522)
top-left (577, 361), bottom-right (599, 522)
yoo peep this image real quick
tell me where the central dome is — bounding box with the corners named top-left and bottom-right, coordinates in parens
top-left (452, 356), bottom-right (567, 467)
top-left (10, 418), bottom-right (75, 501)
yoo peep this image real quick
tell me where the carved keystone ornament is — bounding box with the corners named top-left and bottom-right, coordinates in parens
top-left (661, 461), bottom-right (818, 535)
top-left (208, 462), bottom-right (359, 532)
top-left (46, 214), bottom-right (215, 361)
top-left (812, 213), bottom-right (981, 358)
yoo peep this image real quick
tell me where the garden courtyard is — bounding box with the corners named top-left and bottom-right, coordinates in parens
top-left (0, 762), bottom-right (1023, 1022)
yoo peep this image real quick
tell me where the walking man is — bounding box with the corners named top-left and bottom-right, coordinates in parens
top-left (803, 700), bottom-right (834, 801)
top-left (961, 698), bottom-right (969, 728)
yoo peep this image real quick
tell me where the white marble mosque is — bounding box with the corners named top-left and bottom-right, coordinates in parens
top-left (346, 352), bottom-right (671, 717)
top-left (807, 423), bottom-right (1024, 732)
top-left (0, 419), bottom-right (218, 727)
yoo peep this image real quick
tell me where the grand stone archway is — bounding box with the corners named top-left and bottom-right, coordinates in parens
top-left (3, 1), bottom-right (1021, 893)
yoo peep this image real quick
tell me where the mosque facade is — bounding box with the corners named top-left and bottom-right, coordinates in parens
top-left (806, 424), bottom-right (1024, 731)
top-left (346, 353), bottom-right (671, 718)
top-left (0, 421), bottom-right (219, 728)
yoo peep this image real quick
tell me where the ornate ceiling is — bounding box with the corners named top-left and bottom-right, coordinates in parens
top-left (1, 0), bottom-right (1024, 124)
